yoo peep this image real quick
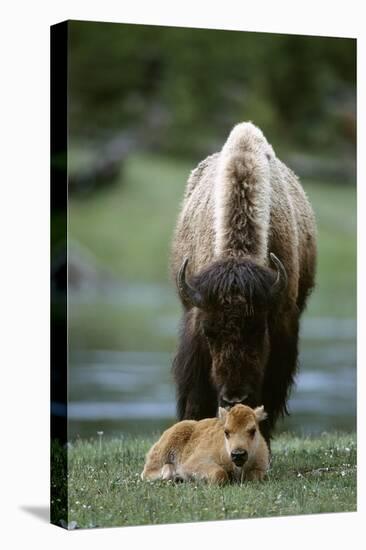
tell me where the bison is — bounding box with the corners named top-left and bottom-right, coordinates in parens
top-left (141, 404), bottom-right (269, 484)
top-left (170, 122), bottom-right (317, 443)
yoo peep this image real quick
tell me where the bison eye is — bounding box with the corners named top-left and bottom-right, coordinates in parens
top-left (224, 430), bottom-right (230, 439)
top-left (248, 428), bottom-right (256, 438)
top-left (201, 320), bottom-right (216, 339)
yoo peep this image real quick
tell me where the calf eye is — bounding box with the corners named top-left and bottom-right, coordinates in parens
top-left (224, 430), bottom-right (230, 439)
top-left (248, 428), bottom-right (256, 438)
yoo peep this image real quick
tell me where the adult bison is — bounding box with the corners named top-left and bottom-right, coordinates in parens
top-left (170, 122), bottom-right (317, 443)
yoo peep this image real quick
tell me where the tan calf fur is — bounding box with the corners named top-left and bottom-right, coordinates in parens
top-left (141, 404), bottom-right (269, 484)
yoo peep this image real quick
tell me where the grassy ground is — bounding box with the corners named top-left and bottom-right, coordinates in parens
top-left (56, 432), bottom-right (356, 529)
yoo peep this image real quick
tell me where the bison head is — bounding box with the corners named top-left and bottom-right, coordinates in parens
top-left (177, 254), bottom-right (287, 409)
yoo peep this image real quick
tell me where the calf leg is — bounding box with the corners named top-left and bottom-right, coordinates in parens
top-left (141, 462), bottom-right (175, 481)
top-left (177, 461), bottom-right (229, 485)
top-left (141, 465), bottom-right (163, 481)
top-left (161, 463), bottom-right (175, 480)
top-left (141, 421), bottom-right (196, 480)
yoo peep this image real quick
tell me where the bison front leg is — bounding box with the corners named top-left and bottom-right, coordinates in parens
top-left (261, 310), bottom-right (300, 443)
top-left (173, 310), bottom-right (217, 420)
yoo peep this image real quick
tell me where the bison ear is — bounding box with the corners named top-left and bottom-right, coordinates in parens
top-left (254, 406), bottom-right (267, 422)
top-left (218, 407), bottom-right (228, 421)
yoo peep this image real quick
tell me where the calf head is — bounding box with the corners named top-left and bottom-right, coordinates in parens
top-left (177, 255), bottom-right (287, 408)
top-left (219, 404), bottom-right (267, 466)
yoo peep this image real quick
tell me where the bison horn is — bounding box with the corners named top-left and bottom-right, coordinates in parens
top-left (177, 258), bottom-right (203, 308)
top-left (269, 253), bottom-right (288, 297)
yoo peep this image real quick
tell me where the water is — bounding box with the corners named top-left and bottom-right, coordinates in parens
top-left (67, 317), bottom-right (356, 439)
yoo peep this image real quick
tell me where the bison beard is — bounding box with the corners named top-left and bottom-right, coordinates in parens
top-left (170, 122), bottom-right (316, 444)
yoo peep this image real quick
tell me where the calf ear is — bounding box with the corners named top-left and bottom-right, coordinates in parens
top-left (254, 406), bottom-right (267, 422)
top-left (218, 407), bottom-right (227, 421)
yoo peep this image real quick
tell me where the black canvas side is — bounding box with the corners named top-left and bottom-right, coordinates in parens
top-left (50, 20), bottom-right (68, 529)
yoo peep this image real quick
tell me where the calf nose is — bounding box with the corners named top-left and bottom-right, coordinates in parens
top-left (231, 449), bottom-right (248, 463)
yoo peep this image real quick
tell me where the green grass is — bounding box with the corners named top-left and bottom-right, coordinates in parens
top-left (55, 432), bottom-right (356, 529)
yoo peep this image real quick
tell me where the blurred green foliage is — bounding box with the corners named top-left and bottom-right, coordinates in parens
top-left (69, 21), bottom-right (356, 157)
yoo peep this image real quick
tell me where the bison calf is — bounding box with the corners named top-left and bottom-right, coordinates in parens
top-left (141, 404), bottom-right (269, 484)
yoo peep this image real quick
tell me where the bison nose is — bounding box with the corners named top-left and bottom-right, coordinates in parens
top-left (220, 395), bottom-right (251, 410)
top-left (220, 386), bottom-right (253, 408)
top-left (231, 449), bottom-right (248, 465)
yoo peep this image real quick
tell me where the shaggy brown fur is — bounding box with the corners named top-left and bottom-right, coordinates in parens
top-left (141, 404), bottom-right (269, 484)
top-left (171, 122), bottom-right (317, 443)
